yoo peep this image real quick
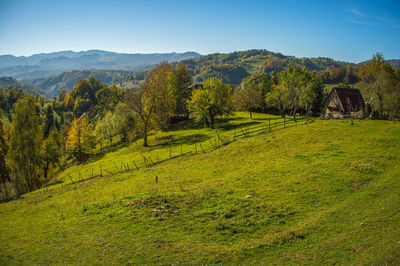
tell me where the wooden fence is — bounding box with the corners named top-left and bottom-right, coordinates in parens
top-left (40, 116), bottom-right (312, 191)
top-left (233, 116), bottom-right (311, 139)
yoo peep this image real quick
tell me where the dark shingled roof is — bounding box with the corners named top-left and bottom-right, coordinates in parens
top-left (327, 87), bottom-right (365, 113)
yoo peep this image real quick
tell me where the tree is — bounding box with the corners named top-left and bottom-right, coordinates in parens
top-left (299, 70), bottom-right (324, 116)
top-left (58, 89), bottom-right (67, 102)
top-left (126, 63), bottom-right (174, 147)
top-left (43, 104), bottom-right (55, 139)
top-left (95, 85), bottom-right (123, 116)
top-left (64, 94), bottom-right (75, 111)
top-left (126, 87), bottom-right (153, 147)
top-left (187, 78), bottom-right (233, 128)
top-left (170, 63), bottom-right (193, 117)
top-left (358, 53), bottom-right (395, 118)
top-left (147, 62), bottom-right (175, 129)
top-left (7, 97), bottom-right (43, 193)
top-left (234, 83), bottom-right (263, 119)
top-left (66, 114), bottom-right (96, 161)
top-left (378, 69), bottom-right (400, 121)
top-left (265, 66), bottom-right (323, 117)
top-left (0, 117), bottom-right (10, 199)
top-left (43, 130), bottom-right (63, 179)
top-left (265, 83), bottom-right (288, 117)
top-left (95, 111), bottom-right (119, 147)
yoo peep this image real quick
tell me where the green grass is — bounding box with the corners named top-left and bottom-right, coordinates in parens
top-left (1, 114), bottom-right (399, 264)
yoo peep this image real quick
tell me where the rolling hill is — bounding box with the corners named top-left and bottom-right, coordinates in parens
top-left (0, 113), bottom-right (399, 264)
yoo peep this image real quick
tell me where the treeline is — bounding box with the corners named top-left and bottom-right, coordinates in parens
top-left (0, 53), bottom-right (399, 200)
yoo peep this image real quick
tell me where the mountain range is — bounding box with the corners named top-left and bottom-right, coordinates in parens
top-left (0, 50), bottom-right (201, 80)
top-left (0, 49), bottom-right (399, 99)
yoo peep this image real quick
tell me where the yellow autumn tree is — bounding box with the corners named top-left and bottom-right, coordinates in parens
top-left (64, 94), bottom-right (75, 111)
top-left (66, 114), bottom-right (96, 161)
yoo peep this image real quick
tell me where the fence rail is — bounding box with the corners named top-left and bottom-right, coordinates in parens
top-left (233, 116), bottom-right (311, 139)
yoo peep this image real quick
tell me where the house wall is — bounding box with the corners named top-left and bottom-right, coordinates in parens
top-left (325, 109), bottom-right (364, 118)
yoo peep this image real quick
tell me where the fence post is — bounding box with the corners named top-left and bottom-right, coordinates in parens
top-left (68, 174), bottom-right (74, 184)
top-left (132, 160), bottom-right (138, 170)
top-left (100, 163), bottom-right (103, 177)
top-left (114, 162), bottom-right (120, 172)
top-left (200, 143), bottom-right (205, 153)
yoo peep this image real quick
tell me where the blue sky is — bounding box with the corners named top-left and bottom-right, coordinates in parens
top-left (0, 0), bottom-right (399, 62)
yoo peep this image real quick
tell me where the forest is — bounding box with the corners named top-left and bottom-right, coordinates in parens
top-left (0, 52), bottom-right (399, 201)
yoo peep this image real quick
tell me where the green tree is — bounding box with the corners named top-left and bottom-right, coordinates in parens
top-left (7, 97), bottom-right (43, 193)
top-left (95, 111), bottom-right (119, 147)
top-left (265, 66), bottom-right (322, 118)
top-left (170, 63), bottom-right (193, 117)
top-left (43, 104), bottom-right (55, 139)
top-left (0, 117), bottom-right (10, 199)
top-left (234, 83), bottom-right (264, 119)
top-left (43, 130), bottom-right (63, 179)
top-left (95, 85), bottom-right (123, 116)
top-left (358, 53), bottom-right (395, 118)
top-left (188, 78), bottom-right (233, 128)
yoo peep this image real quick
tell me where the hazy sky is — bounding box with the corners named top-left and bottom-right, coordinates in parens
top-left (0, 0), bottom-right (399, 62)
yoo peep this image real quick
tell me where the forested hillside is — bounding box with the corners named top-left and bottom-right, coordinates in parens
top-left (0, 77), bottom-right (45, 96)
top-left (30, 70), bottom-right (132, 98)
top-left (180, 50), bottom-right (351, 84)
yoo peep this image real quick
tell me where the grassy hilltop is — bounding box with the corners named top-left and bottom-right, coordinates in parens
top-left (0, 113), bottom-right (399, 264)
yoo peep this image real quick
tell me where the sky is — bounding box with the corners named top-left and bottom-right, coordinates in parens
top-left (0, 0), bottom-right (399, 63)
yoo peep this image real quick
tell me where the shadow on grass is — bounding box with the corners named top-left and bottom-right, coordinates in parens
top-left (216, 121), bottom-right (261, 131)
top-left (45, 180), bottom-right (64, 188)
top-left (88, 141), bottom-right (130, 164)
top-left (169, 133), bottom-right (212, 146)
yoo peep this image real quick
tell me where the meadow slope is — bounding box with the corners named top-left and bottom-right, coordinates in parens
top-left (0, 115), bottom-right (399, 264)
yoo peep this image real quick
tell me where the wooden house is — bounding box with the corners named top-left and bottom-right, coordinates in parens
top-left (324, 87), bottom-right (365, 118)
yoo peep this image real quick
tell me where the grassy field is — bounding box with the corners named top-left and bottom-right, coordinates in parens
top-left (0, 113), bottom-right (399, 264)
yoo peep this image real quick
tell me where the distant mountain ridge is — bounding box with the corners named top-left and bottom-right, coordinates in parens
top-left (0, 50), bottom-right (201, 80)
top-left (0, 77), bottom-right (46, 96)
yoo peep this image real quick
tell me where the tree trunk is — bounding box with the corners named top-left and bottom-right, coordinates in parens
top-left (378, 94), bottom-right (383, 119)
top-left (210, 113), bottom-right (215, 129)
top-left (143, 122), bottom-right (148, 147)
top-left (44, 160), bottom-right (49, 179)
top-left (249, 111), bottom-right (253, 119)
top-left (205, 117), bottom-right (210, 128)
